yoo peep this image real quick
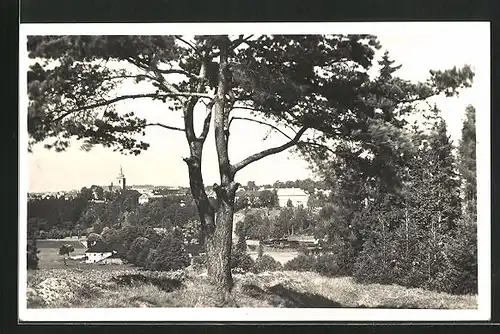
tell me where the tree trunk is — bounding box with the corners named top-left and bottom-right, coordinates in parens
top-left (204, 36), bottom-right (237, 292)
top-left (205, 196), bottom-right (235, 291)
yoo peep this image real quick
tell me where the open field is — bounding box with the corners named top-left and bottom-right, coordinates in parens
top-left (248, 250), bottom-right (300, 264)
top-left (30, 239), bottom-right (86, 249)
top-left (26, 268), bottom-right (477, 309)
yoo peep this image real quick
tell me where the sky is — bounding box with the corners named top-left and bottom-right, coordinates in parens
top-left (22, 23), bottom-right (490, 193)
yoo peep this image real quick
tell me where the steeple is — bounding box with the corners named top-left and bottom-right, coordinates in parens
top-left (116, 165), bottom-right (126, 190)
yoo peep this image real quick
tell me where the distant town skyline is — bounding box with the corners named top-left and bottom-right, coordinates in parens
top-left (24, 23), bottom-right (489, 193)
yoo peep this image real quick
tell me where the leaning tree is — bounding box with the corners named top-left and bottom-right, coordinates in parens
top-left (27, 35), bottom-right (473, 291)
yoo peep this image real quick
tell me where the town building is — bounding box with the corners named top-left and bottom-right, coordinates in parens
top-left (85, 241), bottom-right (117, 263)
top-left (138, 193), bottom-right (165, 205)
top-left (106, 166), bottom-right (127, 193)
top-left (116, 165), bottom-right (126, 190)
top-left (276, 188), bottom-right (309, 207)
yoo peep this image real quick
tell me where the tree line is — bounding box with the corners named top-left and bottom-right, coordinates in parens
top-left (28, 189), bottom-right (199, 240)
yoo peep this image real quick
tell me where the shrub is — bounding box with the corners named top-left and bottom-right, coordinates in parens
top-left (147, 233), bottom-right (190, 271)
top-left (283, 254), bottom-right (315, 272)
top-left (314, 253), bottom-right (341, 277)
top-left (253, 254), bottom-right (282, 273)
top-left (283, 253), bottom-right (342, 277)
top-left (231, 236), bottom-right (255, 272)
top-left (27, 239), bottom-right (40, 270)
top-left (59, 244), bottom-right (75, 256)
top-left (126, 236), bottom-right (151, 267)
top-left (231, 249), bottom-right (255, 272)
top-left (46, 228), bottom-right (67, 239)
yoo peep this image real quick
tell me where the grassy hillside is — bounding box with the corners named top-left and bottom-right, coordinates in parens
top-left (26, 268), bottom-right (477, 309)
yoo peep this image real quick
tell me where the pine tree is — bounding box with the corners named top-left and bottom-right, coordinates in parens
top-left (404, 115), bottom-right (461, 288)
top-left (458, 105), bottom-right (477, 222)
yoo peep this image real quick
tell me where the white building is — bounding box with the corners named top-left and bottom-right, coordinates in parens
top-left (276, 188), bottom-right (309, 207)
top-left (138, 193), bottom-right (164, 205)
top-left (85, 242), bottom-right (116, 263)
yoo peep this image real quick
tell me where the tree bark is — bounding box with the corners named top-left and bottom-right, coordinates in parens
top-left (205, 188), bottom-right (236, 291)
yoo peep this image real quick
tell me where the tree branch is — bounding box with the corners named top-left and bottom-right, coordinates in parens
top-left (175, 36), bottom-right (202, 56)
top-left (125, 56), bottom-right (195, 96)
top-left (232, 126), bottom-right (308, 174)
top-left (156, 68), bottom-right (201, 80)
top-left (296, 141), bottom-right (338, 155)
top-left (198, 101), bottom-right (214, 141)
top-left (53, 92), bottom-right (212, 122)
top-left (229, 34), bottom-right (254, 51)
top-left (229, 116), bottom-right (293, 140)
top-left (145, 123), bottom-right (185, 132)
top-left (233, 105), bottom-right (300, 134)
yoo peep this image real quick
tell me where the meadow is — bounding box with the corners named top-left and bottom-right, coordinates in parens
top-left (26, 267), bottom-right (477, 309)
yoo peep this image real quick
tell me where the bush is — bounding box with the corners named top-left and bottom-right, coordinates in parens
top-left (283, 254), bottom-right (315, 272)
top-left (27, 242), bottom-right (40, 270)
top-left (147, 233), bottom-right (190, 271)
top-left (46, 228), bottom-right (67, 239)
top-left (253, 255), bottom-right (282, 273)
top-left (231, 253), bottom-right (255, 272)
top-left (59, 244), bottom-right (75, 256)
top-left (314, 254), bottom-right (341, 277)
top-left (126, 236), bottom-right (151, 267)
top-left (283, 253), bottom-right (341, 277)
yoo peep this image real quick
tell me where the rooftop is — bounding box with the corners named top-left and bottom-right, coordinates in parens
top-left (86, 241), bottom-right (116, 253)
top-left (276, 188), bottom-right (308, 196)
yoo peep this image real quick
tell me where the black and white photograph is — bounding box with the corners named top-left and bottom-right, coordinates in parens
top-left (19, 22), bottom-right (490, 322)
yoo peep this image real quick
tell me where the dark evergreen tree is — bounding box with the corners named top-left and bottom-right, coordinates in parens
top-left (458, 105), bottom-right (477, 222)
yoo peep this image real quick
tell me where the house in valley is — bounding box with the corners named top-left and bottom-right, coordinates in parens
top-left (85, 241), bottom-right (117, 264)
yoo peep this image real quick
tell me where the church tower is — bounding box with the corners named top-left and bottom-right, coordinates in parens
top-left (117, 165), bottom-right (126, 190)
